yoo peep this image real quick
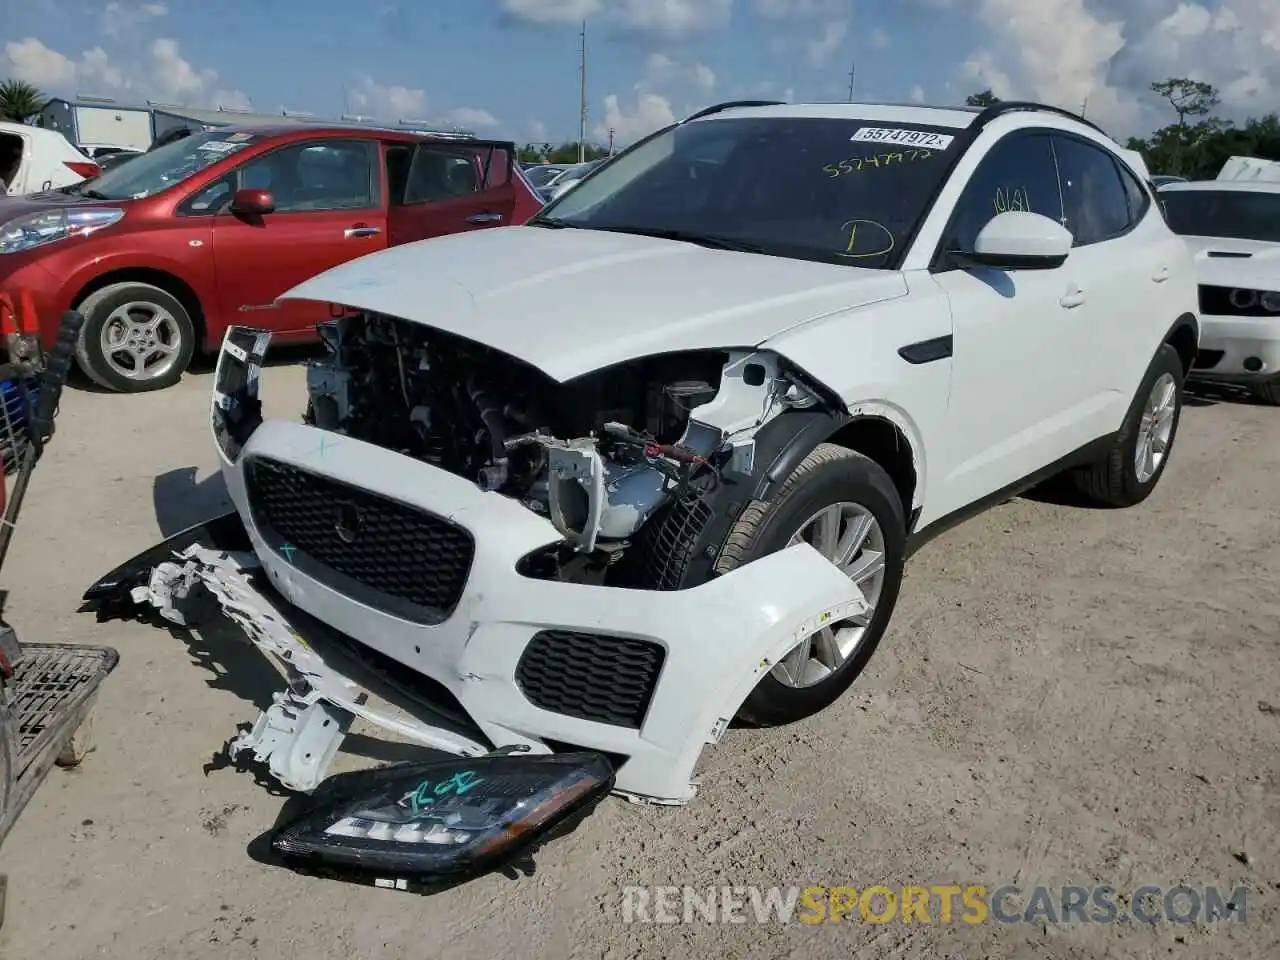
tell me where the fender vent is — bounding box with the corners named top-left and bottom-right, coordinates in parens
top-left (515, 630), bottom-right (665, 729)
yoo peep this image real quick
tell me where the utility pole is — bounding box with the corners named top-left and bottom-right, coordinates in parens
top-left (847, 61), bottom-right (856, 102)
top-left (578, 21), bottom-right (588, 163)
top-left (608, 127), bottom-right (615, 155)
top-left (1080, 95), bottom-right (1089, 118)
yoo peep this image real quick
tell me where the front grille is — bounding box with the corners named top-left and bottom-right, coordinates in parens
top-left (516, 630), bottom-right (666, 729)
top-left (244, 457), bottom-right (475, 624)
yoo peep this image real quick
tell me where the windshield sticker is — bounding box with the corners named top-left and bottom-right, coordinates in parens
top-left (850, 127), bottom-right (954, 150)
top-left (226, 132), bottom-right (254, 142)
top-left (837, 219), bottom-right (895, 260)
top-left (198, 140), bottom-right (245, 154)
top-left (823, 148), bottom-right (936, 178)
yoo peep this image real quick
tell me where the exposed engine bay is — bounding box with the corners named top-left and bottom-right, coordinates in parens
top-left (302, 311), bottom-right (822, 580)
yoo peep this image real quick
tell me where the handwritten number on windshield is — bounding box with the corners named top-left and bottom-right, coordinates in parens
top-left (823, 149), bottom-right (934, 178)
top-left (838, 219), bottom-right (895, 259)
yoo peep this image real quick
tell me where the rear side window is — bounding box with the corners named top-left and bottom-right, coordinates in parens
top-left (400, 145), bottom-right (511, 206)
top-left (943, 132), bottom-right (1064, 254)
top-left (1053, 136), bottom-right (1132, 246)
top-left (1159, 189), bottom-right (1280, 242)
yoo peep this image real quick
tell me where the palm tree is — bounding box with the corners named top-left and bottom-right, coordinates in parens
top-left (0, 79), bottom-right (49, 123)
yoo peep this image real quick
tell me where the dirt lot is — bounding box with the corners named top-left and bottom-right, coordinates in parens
top-left (0, 361), bottom-right (1276, 960)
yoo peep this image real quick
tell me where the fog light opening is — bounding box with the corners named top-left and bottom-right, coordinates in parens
top-left (1243, 356), bottom-right (1264, 373)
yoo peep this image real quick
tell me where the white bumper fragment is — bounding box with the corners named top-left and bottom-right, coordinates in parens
top-left (157, 421), bottom-right (868, 803)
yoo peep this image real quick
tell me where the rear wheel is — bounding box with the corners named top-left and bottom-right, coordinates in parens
top-left (74, 282), bottom-right (196, 393)
top-left (1070, 343), bottom-right (1184, 507)
top-left (716, 444), bottom-right (907, 726)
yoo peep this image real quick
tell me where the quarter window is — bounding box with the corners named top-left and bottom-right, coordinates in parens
top-left (1053, 136), bottom-right (1132, 245)
top-left (942, 132), bottom-right (1064, 255)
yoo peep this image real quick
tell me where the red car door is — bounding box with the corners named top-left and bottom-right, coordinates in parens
top-left (386, 139), bottom-right (532, 247)
top-left (208, 137), bottom-right (387, 340)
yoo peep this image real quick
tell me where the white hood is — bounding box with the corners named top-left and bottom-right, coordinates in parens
top-left (1180, 235), bottom-right (1280, 293)
top-left (281, 226), bottom-right (908, 381)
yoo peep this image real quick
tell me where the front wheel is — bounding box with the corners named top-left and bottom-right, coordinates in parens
top-left (1250, 380), bottom-right (1280, 406)
top-left (74, 282), bottom-right (197, 393)
top-left (716, 444), bottom-right (907, 727)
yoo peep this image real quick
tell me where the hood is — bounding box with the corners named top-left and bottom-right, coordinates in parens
top-left (1179, 235), bottom-right (1280, 293)
top-left (281, 225), bottom-right (908, 382)
top-left (0, 190), bottom-right (124, 222)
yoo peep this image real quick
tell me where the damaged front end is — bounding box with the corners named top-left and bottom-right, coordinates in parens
top-left (84, 311), bottom-right (867, 820)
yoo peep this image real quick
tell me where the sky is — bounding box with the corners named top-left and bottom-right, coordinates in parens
top-left (1, 0), bottom-right (1278, 147)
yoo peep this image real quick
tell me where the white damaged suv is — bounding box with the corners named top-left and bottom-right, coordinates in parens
top-left (88, 100), bottom-right (1200, 805)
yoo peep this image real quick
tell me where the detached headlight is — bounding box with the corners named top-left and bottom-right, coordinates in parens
top-left (1261, 291), bottom-right (1280, 314)
top-left (271, 752), bottom-right (614, 889)
top-left (211, 325), bottom-right (272, 462)
top-left (0, 208), bottom-right (125, 255)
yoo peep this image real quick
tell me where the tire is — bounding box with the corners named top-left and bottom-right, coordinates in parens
top-left (1070, 343), bottom-right (1184, 507)
top-left (717, 443), bottom-right (907, 727)
top-left (74, 282), bottom-right (197, 393)
top-left (1250, 380), bottom-right (1280, 406)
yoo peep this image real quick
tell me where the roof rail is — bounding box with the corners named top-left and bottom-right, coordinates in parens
top-left (972, 100), bottom-right (1107, 136)
top-left (681, 100), bottom-right (786, 123)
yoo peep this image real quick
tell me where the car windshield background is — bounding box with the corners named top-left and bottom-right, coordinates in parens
top-left (540, 116), bottom-right (961, 268)
top-left (82, 130), bottom-right (261, 201)
top-left (1161, 189), bottom-right (1280, 243)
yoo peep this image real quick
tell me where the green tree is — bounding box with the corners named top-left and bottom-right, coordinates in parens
top-left (965, 89), bottom-right (1000, 108)
top-left (0, 79), bottom-right (48, 123)
top-left (1150, 78), bottom-right (1219, 129)
top-left (544, 140), bottom-right (609, 164)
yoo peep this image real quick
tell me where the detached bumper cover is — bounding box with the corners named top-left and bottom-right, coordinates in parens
top-left (121, 420), bottom-right (867, 803)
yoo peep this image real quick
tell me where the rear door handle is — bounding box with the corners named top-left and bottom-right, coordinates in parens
top-left (465, 212), bottom-right (504, 224)
top-left (344, 226), bottom-right (381, 238)
top-left (1152, 265), bottom-right (1170, 283)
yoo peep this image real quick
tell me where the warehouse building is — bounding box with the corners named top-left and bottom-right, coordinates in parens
top-left (39, 96), bottom-right (474, 153)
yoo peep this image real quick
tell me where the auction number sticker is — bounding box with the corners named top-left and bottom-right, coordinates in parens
top-left (850, 127), bottom-right (954, 150)
top-left (198, 140), bottom-right (243, 154)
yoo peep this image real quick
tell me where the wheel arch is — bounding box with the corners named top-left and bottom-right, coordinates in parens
top-left (71, 268), bottom-right (208, 350)
top-left (1163, 312), bottom-right (1199, 379)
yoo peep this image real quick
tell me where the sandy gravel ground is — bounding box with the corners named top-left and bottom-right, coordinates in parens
top-left (0, 361), bottom-right (1276, 960)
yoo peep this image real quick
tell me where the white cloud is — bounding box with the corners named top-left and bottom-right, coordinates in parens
top-left (347, 73), bottom-right (429, 118)
top-left (0, 35), bottom-right (248, 108)
top-left (806, 18), bottom-right (847, 66)
top-left (441, 106), bottom-right (499, 129)
top-left (870, 27), bottom-right (890, 50)
top-left (593, 91), bottom-right (675, 145)
top-left (955, 0), bottom-right (1280, 137)
top-left (640, 52), bottom-right (716, 94)
top-left (501, 0), bottom-right (732, 37)
top-left (527, 118), bottom-right (549, 142)
top-left (100, 2), bottom-right (168, 37)
top-left (910, 84), bottom-right (925, 102)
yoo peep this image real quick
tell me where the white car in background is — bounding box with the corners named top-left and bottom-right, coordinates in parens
top-left (1159, 180), bottom-right (1280, 404)
top-left (92, 99), bottom-right (1199, 807)
top-left (0, 121), bottom-right (100, 195)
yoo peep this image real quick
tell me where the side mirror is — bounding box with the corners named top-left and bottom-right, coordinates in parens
top-left (230, 188), bottom-right (275, 217)
top-left (955, 211), bottom-right (1073, 270)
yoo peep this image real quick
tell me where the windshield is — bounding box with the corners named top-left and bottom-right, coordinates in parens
top-left (535, 116), bottom-right (961, 268)
top-left (1160, 189), bottom-right (1280, 243)
top-left (79, 130), bottom-right (263, 200)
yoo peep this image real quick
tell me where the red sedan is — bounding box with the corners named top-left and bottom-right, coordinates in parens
top-left (0, 124), bottom-right (543, 392)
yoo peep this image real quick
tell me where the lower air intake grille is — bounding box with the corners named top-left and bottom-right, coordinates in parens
top-left (515, 630), bottom-right (666, 729)
top-left (244, 457), bottom-right (474, 624)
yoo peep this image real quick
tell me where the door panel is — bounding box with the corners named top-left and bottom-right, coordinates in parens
top-left (386, 140), bottom-right (518, 247)
top-left (209, 138), bottom-right (387, 339)
top-left (928, 131), bottom-right (1089, 515)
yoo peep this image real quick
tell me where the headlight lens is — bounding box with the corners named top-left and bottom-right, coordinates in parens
top-left (211, 325), bottom-right (272, 462)
top-left (271, 752), bottom-right (614, 889)
top-left (1228, 287), bottom-right (1259, 311)
top-left (1260, 291), bottom-right (1280, 314)
top-left (0, 208), bottom-right (125, 255)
